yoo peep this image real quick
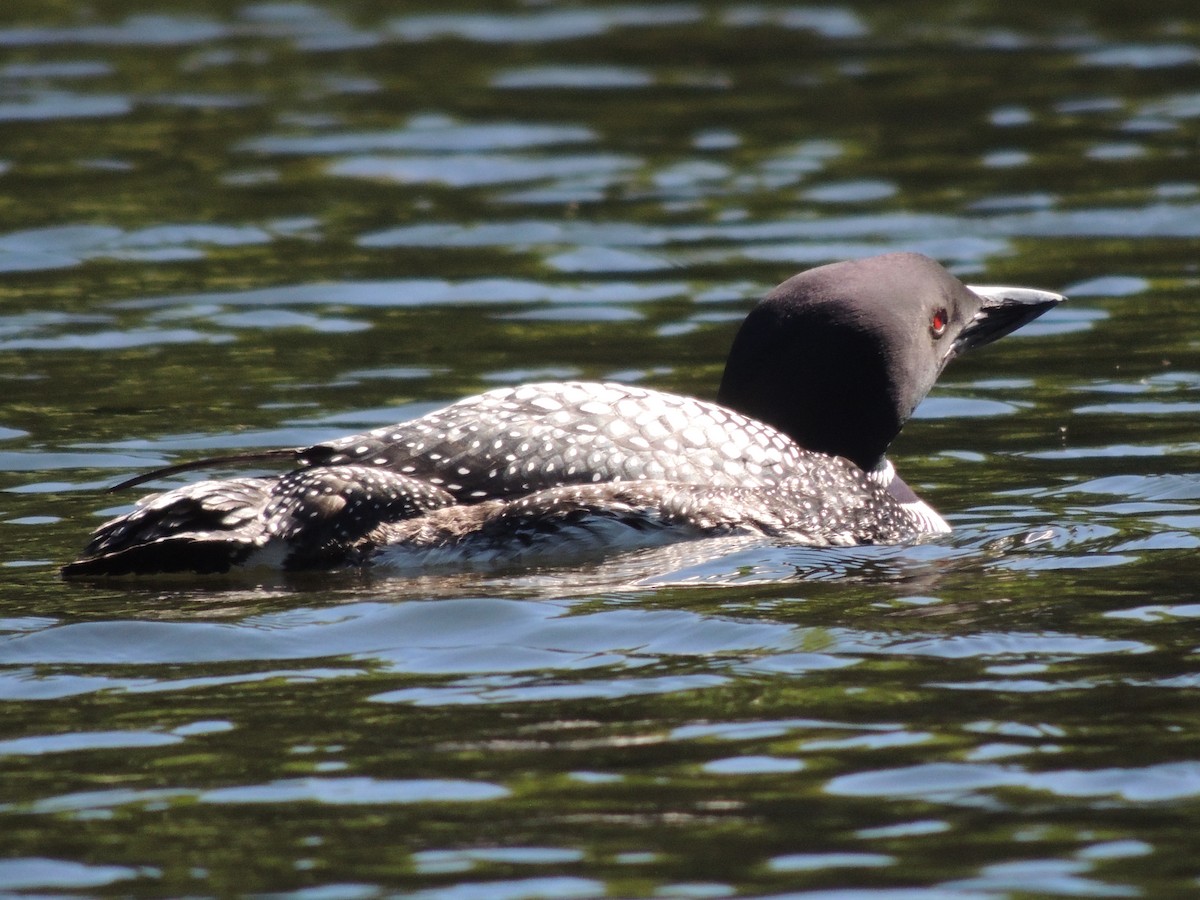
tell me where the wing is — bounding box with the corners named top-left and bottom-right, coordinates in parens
top-left (299, 382), bottom-right (834, 503)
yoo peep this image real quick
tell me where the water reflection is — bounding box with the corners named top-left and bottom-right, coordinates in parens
top-left (2, 0), bottom-right (1200, 896)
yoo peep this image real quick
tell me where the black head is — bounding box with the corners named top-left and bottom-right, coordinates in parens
top-left (716, 252), bottom-right (1064, 472)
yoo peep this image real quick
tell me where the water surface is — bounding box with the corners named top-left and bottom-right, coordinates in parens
top-left (2, 1), bottom-right (1200, 896)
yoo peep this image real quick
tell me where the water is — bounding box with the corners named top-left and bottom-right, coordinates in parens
top-left (2, 1), bottom-right (1200, 896)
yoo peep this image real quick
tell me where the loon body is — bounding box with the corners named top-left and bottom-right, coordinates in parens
top-left (63, 253), bottom-right (1064, 577)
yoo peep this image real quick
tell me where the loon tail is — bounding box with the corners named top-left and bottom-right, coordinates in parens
top-left (63, 476), bottom-right (275, 577)
top-left (64, 465), bottom-right (457, 578)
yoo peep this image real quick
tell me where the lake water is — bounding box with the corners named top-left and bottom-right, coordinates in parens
top-left (2, 1), bottom-right (1200, 897)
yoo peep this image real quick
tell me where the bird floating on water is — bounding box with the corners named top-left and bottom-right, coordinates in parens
top-left (63, 252), bottom-right (1064, 577)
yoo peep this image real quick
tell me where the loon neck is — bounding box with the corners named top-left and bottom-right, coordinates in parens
top-left (716, 306), bottom-right (903, 473)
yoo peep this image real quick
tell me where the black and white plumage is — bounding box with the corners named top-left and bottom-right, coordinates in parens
top-left (62, 253), bottom-right (1064, 577)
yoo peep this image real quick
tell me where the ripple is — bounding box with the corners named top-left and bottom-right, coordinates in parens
top-left (1104, 603), bottom-right (1200, 622)
top-left (1061, 274), bottom-right (1149, 297)
top-left (406, 876), bottom-right (605, 900)
top-left (0, 60), bottom-right (113, 78)
top-left (328, 152), bottom-right (635, 188)
top-left (804, 180), bottom-right (897, 204)
top-left (721, 6), bottom-right (868, 38)
top-left (1111, 532), bottom-right (1200, 552)
top-left (0, 665), bottom-right (356, 702)
top-left (545, 246), bottom-right (669, 273)
top-left (1087, 142), bottom-right (1145, 161)
top-left (200, 776), bottom-right (509, 805)
top-left (240, 3), bottom-right (378, 52)
top-left (0, 91), bottom-right (131, 121)
top-left (933, 678), bottom-right (1098, 693)
top-left (0, 15), bottom-right (228, 47)
top-left (0, 858), bottom-right (142, 890)
top-left (968, 192), bottom-right (1057, 212)
top-left (1068, 474), bottom-right (1200, 502)
top-left (388, 6), bottom-right (702, 43)
top-left (736, 237), bottom-right (1010, 268)
top-left (702, 755), bottom-right (804, 774)
top-left (1080, 44), bottom-right (1200, 69)
top-left (768, 852), bottom-right (893, 872)
top-left (980, 202), bottom-right (1200, 237)
top-left (146, 92), bottom-right (260, 110)
top-left (501, 305), bottom-right (643, 322)
top-left (1006, 305), bottom-right (1104, 337)
top-left (0, 729), bottom-right (181, 756)
top-left (800, 731), bottom-right (933, 752)
top-left (828, 760), bottom-right (1200, 802)
top-left (1139, 92), bottom-right (1200, 120)
top-left (856, 820), bottom-right (950, 839)
top-left (356, 211), bottom-right (1017, 264)
top-left (210, 309), bottom-right (369, 333)
top-left (982, 149), bottom-right (1030, 168)
top-left (120, 278), bottom-right (689, 310)
top-left (373, 674), bottom-right (727, 706)
top-left (414, 847), bottom-right (584, 874)
top-left (1069, 375), bottom-right (1200, 398)
top-left (674, 718), bottom-right (903, 743)
top-left (1044, 431), bottom-right (1171, 459)
top-left (1078, 840), bottom-right (1152, 860)
top-left (1056, 96), bottom-right (1123, 116)
top-left (242, 116), bottom-right (594, 155)
top-left (1076, 400), bottom-right (1200, 416)
top-left (492, 65), bottom-right (654, 90)
top-left (0, 599), bottom-right (797, 667)
top-left (0, 328), bottom-right (232, 352)
top-left (870, 632), bottom-right (1149, 660)
top-left (945, 859), bottom-right (1137, 897)
top-left (342, 365), bottom-right (447, 382)
top-left (358, 220), bottom-right (666, 249)
top-left (0, 222), bottom-right (272, 273)
top-left (911, 396), bottom-right (1022, 419)
top-left (990, 105), bottom-right (1034, 127)
top-left (274, 884), bottom-right (379, 900)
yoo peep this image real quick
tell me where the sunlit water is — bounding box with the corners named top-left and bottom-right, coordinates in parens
top-left (2, 2), bottom-right (1200, 897)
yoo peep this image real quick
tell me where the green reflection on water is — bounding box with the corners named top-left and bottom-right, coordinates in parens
top-left (1, 0), bottom-right (1200, 896)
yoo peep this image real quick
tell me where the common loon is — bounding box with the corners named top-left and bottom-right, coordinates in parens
top-left (63, 253), bottom-right (1064, 577)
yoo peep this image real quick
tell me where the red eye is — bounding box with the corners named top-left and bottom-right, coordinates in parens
top-left (930, 308), bottom-right (948, 338)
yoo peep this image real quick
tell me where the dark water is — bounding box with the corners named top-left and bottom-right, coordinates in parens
top-left (2, 1), bottom-right (1200, 896)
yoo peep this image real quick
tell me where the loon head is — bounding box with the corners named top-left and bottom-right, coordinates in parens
top-left (716, 252), bottom-right (1064, 473)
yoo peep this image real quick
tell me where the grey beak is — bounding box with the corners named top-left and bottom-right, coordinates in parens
top-left (953, 284), bottom-right (1066, 356)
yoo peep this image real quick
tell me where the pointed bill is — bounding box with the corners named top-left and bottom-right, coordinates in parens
top-left (953, 284), bottom-right (1066, 356)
